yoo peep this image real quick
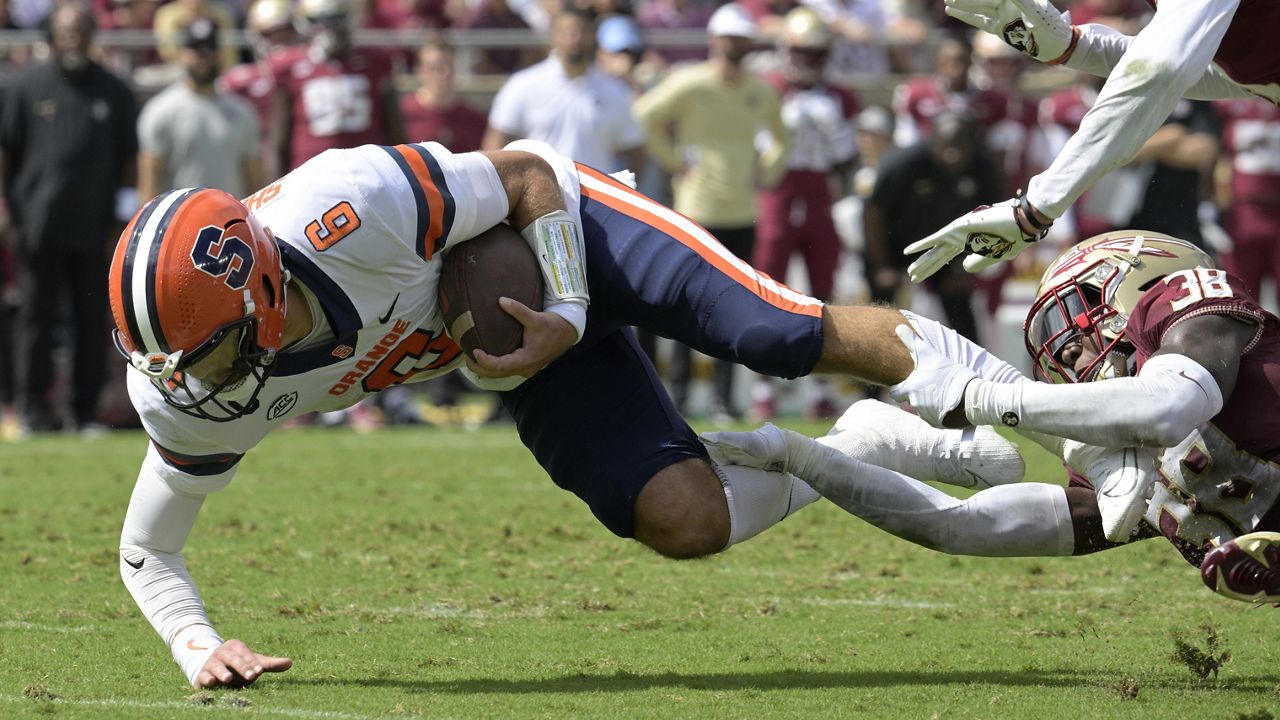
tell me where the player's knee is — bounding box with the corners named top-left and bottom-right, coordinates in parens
top-left (633, 459), bottom-right (729, 560)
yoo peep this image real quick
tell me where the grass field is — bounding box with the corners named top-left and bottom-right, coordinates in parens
top-left (2, 420), bottom-right (1278, 719)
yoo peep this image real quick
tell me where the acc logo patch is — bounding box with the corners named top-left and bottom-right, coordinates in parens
top-left (266, 391), bottom-right (298, 421)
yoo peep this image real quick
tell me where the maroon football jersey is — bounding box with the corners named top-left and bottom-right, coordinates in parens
top-left (274, 46), bottom-right (398, 170)
top-left (1215, 99), bottom-right (1280, 204)
top-left (400, 97), bottom-right (487, 153)
top-left (1144, 0), bottom-right (1280, 86)
top-left (1124, 269), bottom-right (1280, 566)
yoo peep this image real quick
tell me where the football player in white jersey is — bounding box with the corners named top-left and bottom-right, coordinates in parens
top-left (903, 0), bottom-right (1280, 282)
top-left (707, 231), bottom-right (1280, 604)
top-left (110, 140), bottom-right (1026, 688)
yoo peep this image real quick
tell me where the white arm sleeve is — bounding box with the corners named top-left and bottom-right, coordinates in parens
top-left (1027, 0), bottom-right (1240, 218)
top-left (966, 353), bottom-right (1223, 448)
top-left (120, 444), bottom-right (235, 686)
top-left (899, 310), bottom-right (1030, 385)
top-left (1067, 23), bottom-right (1259, 102)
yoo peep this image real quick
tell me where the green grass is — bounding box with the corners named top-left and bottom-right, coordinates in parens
top-left (2, 421), bottom-right (1279, 719)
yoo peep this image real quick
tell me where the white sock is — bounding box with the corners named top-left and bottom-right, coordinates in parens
top-left (715, 464), bottom-right (820, 549)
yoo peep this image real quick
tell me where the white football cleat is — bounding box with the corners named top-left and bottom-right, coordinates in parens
top-left (822, 399), bottom-right (1024, 489)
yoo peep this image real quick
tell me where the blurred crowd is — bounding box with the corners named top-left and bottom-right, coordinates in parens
top-left (0, 0), bottom-right (1277, 437)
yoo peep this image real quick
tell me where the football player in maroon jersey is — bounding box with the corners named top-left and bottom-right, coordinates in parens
top-left (269, 0), bottom-right (404, 173)
top-left (707, 230), bottom-right (1280, 604)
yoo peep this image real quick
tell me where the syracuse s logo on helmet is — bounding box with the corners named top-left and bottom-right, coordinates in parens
top-left (190, 224), bottom-right (255, 290)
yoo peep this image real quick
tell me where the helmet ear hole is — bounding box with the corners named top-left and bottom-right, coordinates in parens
top-left (262, 274), bottom-right (278, 308)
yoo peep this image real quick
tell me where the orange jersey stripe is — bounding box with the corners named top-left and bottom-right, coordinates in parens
top-left (392, 145), bottom-right (446, 258)
top-left (576, 165), bottom-right (823, 318)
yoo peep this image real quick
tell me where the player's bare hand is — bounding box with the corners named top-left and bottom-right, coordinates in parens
top-left (467, 296), bottom-right (576, 379)
top-left (194, 639), bottom-right (292, 689)
top-left (904, 199), bottom-right (1041, 282)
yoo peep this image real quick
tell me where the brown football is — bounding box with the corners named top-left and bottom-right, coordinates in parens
top-left (438, 223), bottom-right (544, 358)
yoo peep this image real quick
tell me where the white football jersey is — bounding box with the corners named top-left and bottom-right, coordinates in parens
top-left (127, 142), bottom-right (511, 463)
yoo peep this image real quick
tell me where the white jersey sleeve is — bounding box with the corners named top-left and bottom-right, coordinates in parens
top-left (301, 143), bottom-right (510, 264)
top-left (119, 442), bottom-right (237, 686)
top-left (1026, 0), bottom-right (1240, 218)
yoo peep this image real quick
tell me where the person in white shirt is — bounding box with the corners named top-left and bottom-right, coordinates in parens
top-left (903, 0), bottom-right (1280, 284)
top-left (483, 6), bottom-right (647, 174)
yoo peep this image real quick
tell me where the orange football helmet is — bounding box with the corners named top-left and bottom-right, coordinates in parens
top-left (108, 188), bottom-right (288, 421)
top-left (1024, 230), bottom-right (1212, 384)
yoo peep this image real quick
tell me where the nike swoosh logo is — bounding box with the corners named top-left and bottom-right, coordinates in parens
top-left (378, 293), bottom-right (400, 324)
top-left (187, 638), bottom-right (212, 651)
top-left (123, 555), bottom-right (144, 570)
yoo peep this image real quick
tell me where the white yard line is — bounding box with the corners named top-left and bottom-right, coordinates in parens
top-left (0, 693), bottom-right (391, 720)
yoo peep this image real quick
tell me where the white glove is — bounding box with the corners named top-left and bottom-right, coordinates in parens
top-left (888, 325), bottom-right (978, 428)
top-left (945, 0), bottom-right (1074, 63)
top-left (1085, 446), bottom-right (1158, 543)
top-left (904, 198), bottom-right (1043, 282)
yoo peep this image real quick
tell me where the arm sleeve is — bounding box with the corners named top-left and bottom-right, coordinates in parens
top-left (1067, 23), bottom-right (1259, 102)
top-left (1026, 0), bottom-right (1241, 218)
top-left (120, 443), bottom-right (237, 685)
top-left (965, 353), bottom-right (1224, 448)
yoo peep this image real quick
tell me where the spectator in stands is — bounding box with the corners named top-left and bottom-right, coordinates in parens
top-left (0, 1), bottom-right (137, 433)
top-left (634, 3), bottom-right (789, 422)
top-left (863, 112), bottom-right (1000, 342)
top-left (893, 35), bottom-right (1008, 149)
top-left (635, 0), bottom-right (715, 64)
top-left (95, 0), bottom-right (162, 73)
top-left (270, 0), bottom-right (404, 172)
top-left (401, 37), bottom-right (487, 150)
top-left (362, 0), bottom-right (449, 30)
top-left (751, 7), bottom-right (856, 421)
top-left (1215, 98), bottom-right (1280, 307)
top-left (453, 0), bottom-right (541, 75)
top-left (800, 0), bottom-right (887, 79)
top-left (138, 19), bottom-right (262, 202)
top-left (153, 0), bottom-right (238, 71)
top-left (221, 0), bottom-right (301, 176)
top-left (740, 0), bottom-right (800, 41)
top-left (484, 6), bottom-right (646, 174)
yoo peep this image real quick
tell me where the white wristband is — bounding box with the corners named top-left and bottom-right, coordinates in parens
top-left (172, 624), bottom-right (224, 687)
top-left (544, 299), bottom-right (587, 343)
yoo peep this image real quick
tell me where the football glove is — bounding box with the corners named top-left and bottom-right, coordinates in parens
top-left (904, 198), bottom-right (1045, 282)
top-left (888, 325), bottom-right (978, 429)
top-left (1089, 446), bottom-right (1158, 543)
top-left (945, 0), bottom-right (1075, 63)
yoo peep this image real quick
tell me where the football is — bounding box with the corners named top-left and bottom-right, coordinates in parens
top-left (438, 223), bottom-right (544, 358)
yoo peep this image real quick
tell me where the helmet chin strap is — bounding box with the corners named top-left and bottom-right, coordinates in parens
top-left (130, 348), bottom-right (184, 380)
